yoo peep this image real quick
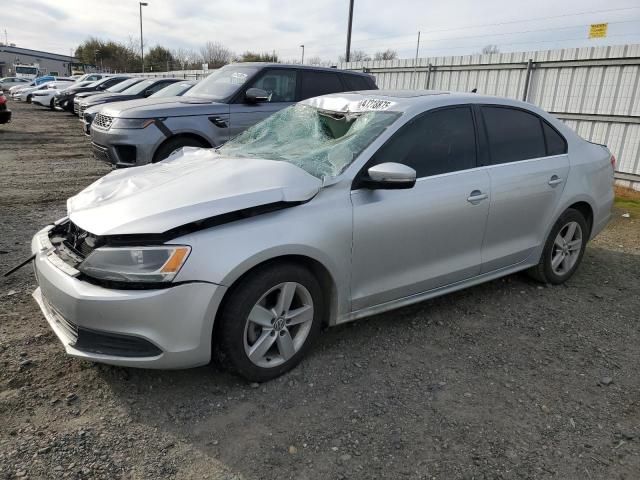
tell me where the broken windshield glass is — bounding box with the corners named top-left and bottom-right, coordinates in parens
top-left (218, 104), bottom-right (399, 179)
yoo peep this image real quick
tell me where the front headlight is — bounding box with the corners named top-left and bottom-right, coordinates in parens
top-left (78, 246), bottom-right (190, 283)
top-left (110, 118), bottom-right (156, 129)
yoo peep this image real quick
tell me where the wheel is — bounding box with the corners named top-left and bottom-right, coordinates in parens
top-left (26, 94), bottom-right (32, 103)
top-left (49, 99), bottom-right (55, 110)
top-left (153, 137), bottom-right (208, 163)
top-left (214, 263), bottom-right (325, 382)
top-left (527, 208), bottom-right (588, 284)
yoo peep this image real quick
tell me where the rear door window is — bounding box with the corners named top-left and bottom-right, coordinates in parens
top-left (371, 106), bottom-right (477, 178)
top-left (481, 106), bottom-right (546, 164)
top-left (299, 71), bottom-right (344, 100)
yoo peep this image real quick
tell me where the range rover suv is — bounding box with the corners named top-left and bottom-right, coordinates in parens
top-left (89, 63), bottom-right (377, 167)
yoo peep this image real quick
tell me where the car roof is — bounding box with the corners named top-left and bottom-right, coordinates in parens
top-left (302, 89), bottom-right (552, 117)
top-left (229, 62), bottom-right (373, 77)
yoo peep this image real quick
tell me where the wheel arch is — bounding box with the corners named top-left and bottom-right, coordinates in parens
top-left (152, 132), bottom-right (214, 163)
top-left (566, 200), bottom-right (594, 237)
top-left (214, 254), bottom-right (339, 334)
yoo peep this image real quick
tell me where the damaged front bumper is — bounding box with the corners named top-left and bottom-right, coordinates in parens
top-left (31, 223), bottom-right (225, 369)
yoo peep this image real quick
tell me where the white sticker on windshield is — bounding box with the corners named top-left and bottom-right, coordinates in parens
top-left (231, 72), bottom-right (248, 84)
top-left (357, 99), bottom-right (394, 111)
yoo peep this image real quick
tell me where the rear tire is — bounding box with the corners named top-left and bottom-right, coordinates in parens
top-left (214, 263), bottom-right (325, 382)
top-left (527, 208), bottom-right (588, 284)
top-left (153, 137), bottom-right (208, 163)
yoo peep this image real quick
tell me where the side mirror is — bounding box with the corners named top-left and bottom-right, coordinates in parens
top-left (363, 162), bottom-right (416, 190)
top-left (245, 87), bottom-right (270, 103)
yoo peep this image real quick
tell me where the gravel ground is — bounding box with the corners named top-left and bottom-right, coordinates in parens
top-left (1, 101), bottom-right (639, 480)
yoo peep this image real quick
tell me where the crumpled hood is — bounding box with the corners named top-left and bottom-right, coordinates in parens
top-left (100, 96), bottom-right (227, 119)
top-left (67, 148), bottom-right (322, 236)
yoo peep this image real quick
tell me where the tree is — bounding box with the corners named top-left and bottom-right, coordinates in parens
top-left (172, 47), bottom-right (201, 70)
top-left (339, 50), bottom-right (371, 63)
top-left (481, 44), bottom-right (499, 55)
top-left (306, 56), bottom-right (323, 66)
top-left (200, 41), bottom-right (233, 68)
top-left (74, 37), bottom-right (140, 72)
top-left (374, 49), bottom-right (398, 61)
top-left (145, 45), bottom-right (174, 72)
top-left (237, 51), bottom-right (279, 62)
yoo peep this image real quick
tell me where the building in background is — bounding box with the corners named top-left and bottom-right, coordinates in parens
top-left (0, 45), bottom-right (87, 77)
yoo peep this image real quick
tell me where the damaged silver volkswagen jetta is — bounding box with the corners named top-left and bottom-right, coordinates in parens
top-left (31, 91), bottom-right (614, 381)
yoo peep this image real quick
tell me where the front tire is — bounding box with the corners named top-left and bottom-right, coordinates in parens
top-left (153, 137), bottom-right (208, 163)
top-left (26, 94), bottom-right (32, 103)
top-left (214, 263), bottom-right (325, 382)
top-left (527, 208), bottom-right (588, 284)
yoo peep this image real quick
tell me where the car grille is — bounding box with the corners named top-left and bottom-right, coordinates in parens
top-left (91, 142), bottom-right (114, 164)
top-left (78, 104), bottom-right (87, 119)
top-left (73, 99), bottom-right (80, 114)
top-left (54, 221), bottom-right (99, 259)
top-left (94, 113), bottom-right (113, 130)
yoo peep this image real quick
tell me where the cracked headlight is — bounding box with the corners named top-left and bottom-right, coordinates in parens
top-left (79, 246), bottom-right (190, 283)
top-left (110, 118), bottom-right (156, 129)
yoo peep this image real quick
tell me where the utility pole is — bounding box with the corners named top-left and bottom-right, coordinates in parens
top-left (345, 0), bottom-right (354, 62)
top-left (139, 2), bottom-right (148, 73)
top-left (413, 31), bottom-right (421, 89)
top-left (4, 29), bottom-right (7, 46)
top-left (300, 45), bottom-right (305, 64)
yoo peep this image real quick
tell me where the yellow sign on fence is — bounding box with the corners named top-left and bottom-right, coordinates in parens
top-left (589, 23), bottom-right (608, 39)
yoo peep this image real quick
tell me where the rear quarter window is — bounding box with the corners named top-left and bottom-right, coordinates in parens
top-left (342, 75), bottom-right (374, 91)
top-left (542, 121), bottom-right (568, 155)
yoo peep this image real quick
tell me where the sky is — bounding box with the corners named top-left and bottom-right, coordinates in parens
top-left (3, 0), bottom-right (640, 62)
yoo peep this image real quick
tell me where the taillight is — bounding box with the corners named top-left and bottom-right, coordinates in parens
top-left (610, 154), bottom-right (616, 170)
top-left (0, 95), bottom-right (6, 105)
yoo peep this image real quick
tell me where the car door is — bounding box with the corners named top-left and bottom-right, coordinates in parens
top-left (478, 105), bottom-right (570, 273)
top-left (350, 106), bottom-right (491, 311)
top-left (228, 69), bottom-right (298, 141)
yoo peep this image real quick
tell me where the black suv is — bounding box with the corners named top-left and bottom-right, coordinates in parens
top-left (54, 76), bottom-right (130, 113)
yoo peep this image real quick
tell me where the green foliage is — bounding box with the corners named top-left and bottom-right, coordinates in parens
top-left (144, 45), bottom-right (175, 72)
top-left (75, 37), bottom-right (141, 72)
top-left (238, 51), bottom-right (279, 63)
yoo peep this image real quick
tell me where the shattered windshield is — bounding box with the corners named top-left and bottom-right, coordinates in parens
top-left (218, 104), bottom-right (399, 179)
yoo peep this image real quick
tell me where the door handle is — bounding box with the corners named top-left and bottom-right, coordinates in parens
top-left (548, 175), bottom-right (563, 186)
top-left (467, 190), bottom-right (488, 203)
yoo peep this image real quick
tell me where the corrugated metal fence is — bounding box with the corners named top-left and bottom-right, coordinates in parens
top-left (339, 44), bottom-right (640, 181)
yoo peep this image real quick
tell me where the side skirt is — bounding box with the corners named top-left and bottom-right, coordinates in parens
top-left (337, 261), bottom-right (536, 325)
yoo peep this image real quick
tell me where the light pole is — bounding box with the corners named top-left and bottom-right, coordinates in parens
top-left (300, 45), bottom-right (305, 64)
top-left (345, 0), bottom-right (354, 62)
top-left (139, 2), bottom-right (148, 73)
top-left (94, 49), bottom-right (100, 72)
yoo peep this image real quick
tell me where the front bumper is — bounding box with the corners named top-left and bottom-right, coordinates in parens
top-left (90, 124), bottom-right (163, 167)
top-left (55, 96), bottom-right (74, 112)
top-left (31, 226), bottom-right (226, 369)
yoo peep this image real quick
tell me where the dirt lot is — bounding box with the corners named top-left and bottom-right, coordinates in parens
top-left (1, 100), bottom-right (639, 480)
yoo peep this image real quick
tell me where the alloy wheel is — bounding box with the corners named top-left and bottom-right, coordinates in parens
top-left (551, 221), bottom-right (583, 276)
top-left (243, 282), bottom-right (314, 368)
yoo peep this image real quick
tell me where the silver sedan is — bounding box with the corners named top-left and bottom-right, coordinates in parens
top-left (31, 90), bottom-right (614, 381)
